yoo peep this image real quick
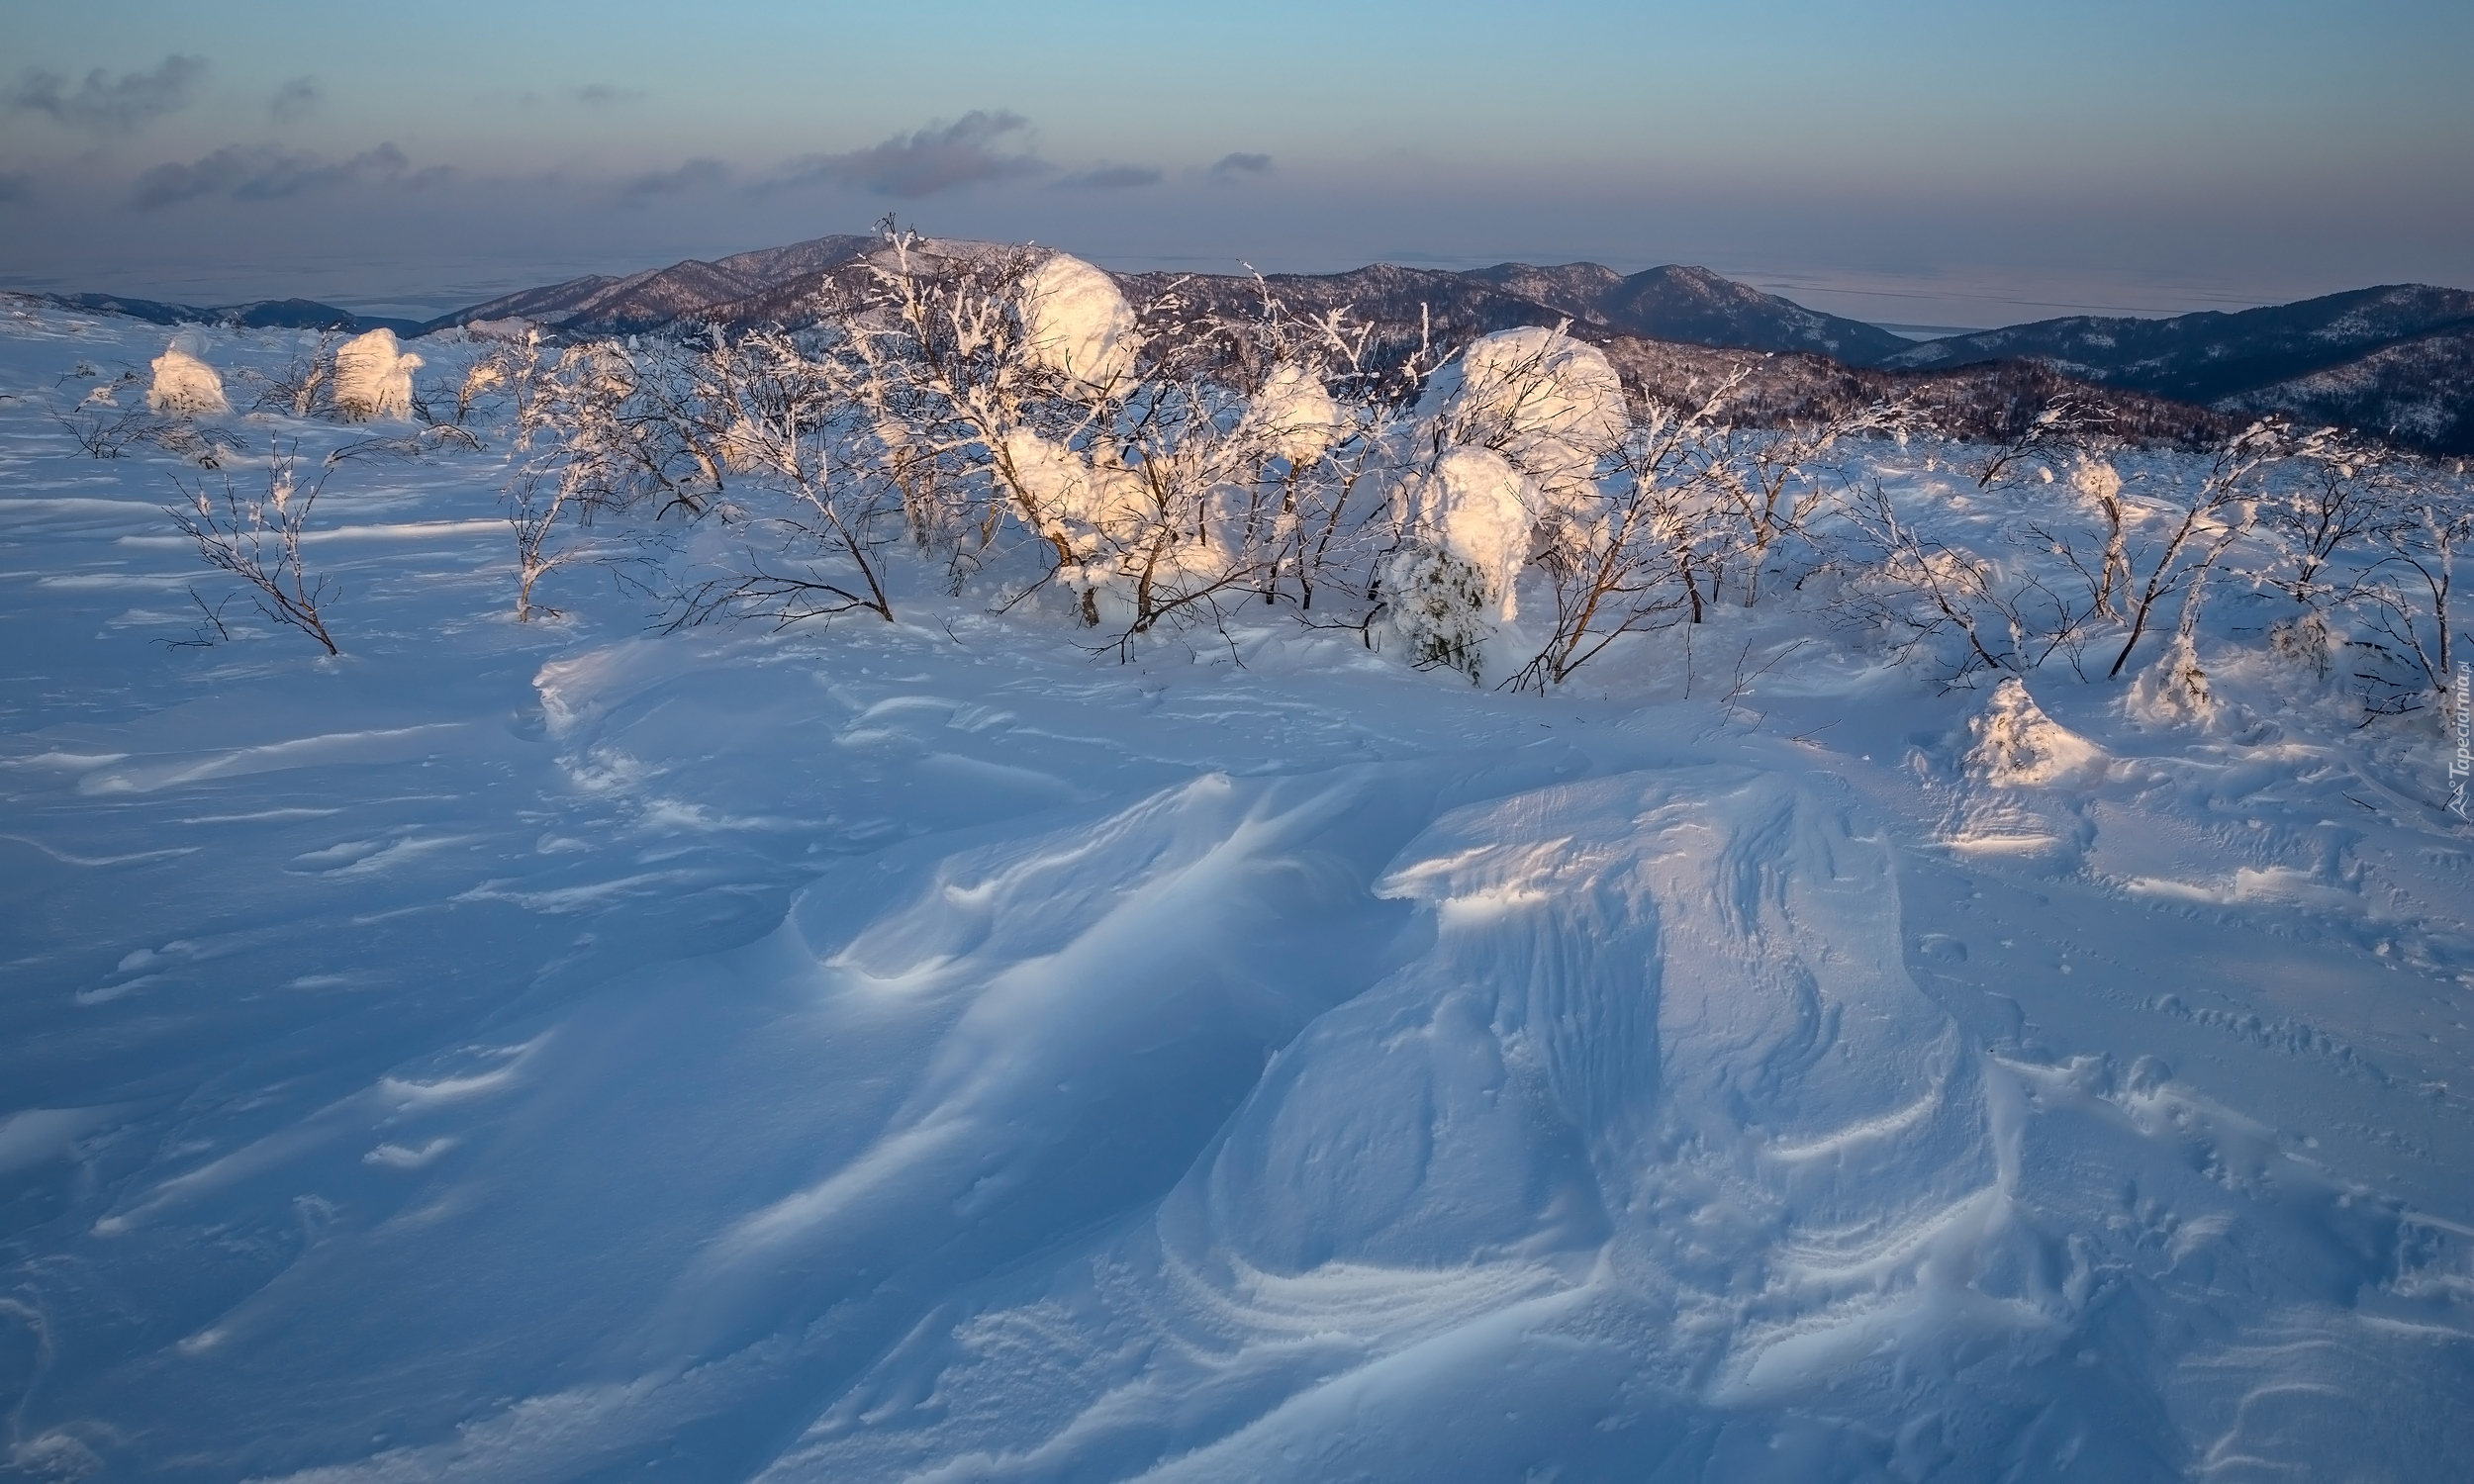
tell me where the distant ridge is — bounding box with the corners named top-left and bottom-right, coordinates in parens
top-left (426, 233), bottom-right (879, 335)
top-left (1881, 286), bottom-right (2474, 394)
top-left (1111, 260), bottom-right (1917, 366)
top-left (39, 293), bottom-right (424, 338)
top-left (417, 235), bottom-right (1912, 364)
top-left (1473, 261), bottom-right (1916, 364)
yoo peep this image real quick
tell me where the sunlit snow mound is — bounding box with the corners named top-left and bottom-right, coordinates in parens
top-left (333, 326), bottom-right (423, 421)
top-left (146, 333), bottom-right (229, 416)
top-left (1418, 325), bottom-right (1628, 502)
top-left (1966, 677), bottom-right (2105, 788)
top-left (1018, 253), bottom-right (1140, 391)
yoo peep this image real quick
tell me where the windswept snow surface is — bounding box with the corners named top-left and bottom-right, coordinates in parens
top-left (3, 307), bottom-right (2472, 1483)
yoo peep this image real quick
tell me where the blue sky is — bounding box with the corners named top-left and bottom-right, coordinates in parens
top-left (4, 0), bottom-right (2469, 324)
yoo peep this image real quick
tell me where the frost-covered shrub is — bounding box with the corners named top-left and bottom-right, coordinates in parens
top-left (2069, 455), bottom-right (2123, 505)
top-left (1017, 253), bottom-right (1138, 392)
top-left (1240, 362), bottom-right (1342, 466)
top-left (333, 328), bottom-right (424, 421)
top-left (147, 334), bottom-right (229, 416)
top-left (2066, 455), bottom-right (2131, 617)
top-left (165, 449), bottom-right (342, 655)
top-left (1377, 542), bottom-right (1494, 683)
top-left (1372, 446), bottom-right (1545, 685)
top-left (1418, 326), bottom-right (1626, 511)
top-left (996, 428), bottom-right (1162, 621)
top-left (2267, 610), bottom-right (2341, 682)
top-left (513, 336), bottom-right (738, 519)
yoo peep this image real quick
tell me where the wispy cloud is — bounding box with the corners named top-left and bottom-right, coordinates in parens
top-left (1055, 164), bottom-right (1162, 190)
top-left (1207, 151), bottom-right (1274, 183)
top-left (573, 83), bottom-right (647, 107)
top-left (132, 142), bottom-right (444, 209)
top-left (779, 111), bottom-right (1045, 198)
top-left (619, 157), bottom-right (727, 205)
top-left (269, 76), bottom-right (322, 123)
top-left (6, 54), bottom-right (206, 134)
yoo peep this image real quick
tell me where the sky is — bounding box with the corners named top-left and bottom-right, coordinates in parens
top-left (2, 0), bottom-right (2470, 327)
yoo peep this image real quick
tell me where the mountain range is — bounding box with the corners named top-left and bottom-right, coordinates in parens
top-left (39, 293), bottom-right (428, 339)
top-left (427, 240), bottom-right (2474, 452)
top-left (22, 237), bottom-right (2472, 452)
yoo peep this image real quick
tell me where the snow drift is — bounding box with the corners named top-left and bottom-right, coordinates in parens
top-left (750, 770), bottom-right (2474, 1482)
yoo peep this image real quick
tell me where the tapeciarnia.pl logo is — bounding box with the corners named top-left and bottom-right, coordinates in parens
top-left (2451, 661), bottom-right (2471, 819)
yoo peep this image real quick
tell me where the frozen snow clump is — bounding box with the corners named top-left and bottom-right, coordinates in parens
top-left (1396, 445), bottom-right (1535, 621)
top-left (146, 334), bottom-right (228, 416)
top-left (1418, 326), bottom-right (1627, 501)
top-left (1965, 677), bottom-right (2103, 786)
top-left (1378, 445), bottom-right (1537, 681)
top-left (333, 327), bottom-right (424, 421)
top-left (1000, 429), bottom-right (1148, 537)
top-left (2070, 456), bottom-right (2123, 507)
top-left (1242, 362), bottom-right (1343, 465)
top-left (1017, 253), bottom-right (1138, 390)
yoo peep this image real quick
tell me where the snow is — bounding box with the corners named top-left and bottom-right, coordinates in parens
top-left (332, 326), bottom-right (423, 421)
top-left (2, 307), bottom-right (2471, 1483)
top-left (1018, 253), bottom-right (1139, 392)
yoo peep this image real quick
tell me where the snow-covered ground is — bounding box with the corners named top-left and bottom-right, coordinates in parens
top-left (3, 306), bottom-right (2471, 1482)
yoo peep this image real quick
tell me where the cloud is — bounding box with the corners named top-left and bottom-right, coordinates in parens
top-left (0, 171), bottom-right (32, 206)
top-left (6, 54), bottom-right (206, 134)
top-left (1055, 164), bottom-right (1162, 190)
top-left (269, 76), bottom-right (322, 122)
top-left (573, 84), bottom-right (647, 107)
top-left (132, 142), bottom-right (444, 209)
top-left (779, 111), bottom-right (1044, 198)
top-left (619, 157), bottom-right (728, 205)
top-left (1207, 151), bottom-right (1274, 183)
